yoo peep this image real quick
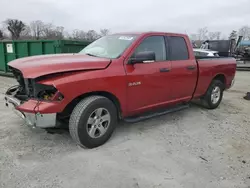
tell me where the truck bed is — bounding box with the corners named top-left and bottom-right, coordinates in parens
top-left (193, 57), bottom-right (236, 98)
top-left (195, 56), bottom-right (234, 60)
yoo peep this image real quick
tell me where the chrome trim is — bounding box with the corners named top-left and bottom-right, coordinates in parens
top-left (143, 60), bottom-right (155, 63)
top-left (228, 78), bottom-right (235, 89)
top-left (23, 112), bottom-right (57, 128)
top-left (5, 90), bottom-right (57, 128)
top-left (231, 78), bottom-right (235, 87)
top-left (5, 95), bottom-right (21, 106)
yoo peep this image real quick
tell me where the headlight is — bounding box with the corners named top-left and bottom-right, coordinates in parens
top-left (34, 83), bottom-right (64, 101)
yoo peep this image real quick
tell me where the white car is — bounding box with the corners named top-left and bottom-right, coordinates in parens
top-left (193, 49), bottom-right (219, 57)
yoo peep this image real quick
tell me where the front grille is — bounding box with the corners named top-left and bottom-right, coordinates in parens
top-left (9, 67), bottom-right (32, 101)
top-left (10, 67), bottom-right (26, 94)
top-left (25, 79), bottom-right (34, 97)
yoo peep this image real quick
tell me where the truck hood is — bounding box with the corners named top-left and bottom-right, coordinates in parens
top-left (8, 53), bottom-right (111, 78)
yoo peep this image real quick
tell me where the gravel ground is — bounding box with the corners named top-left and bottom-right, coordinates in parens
top-left (0, 72), bottom-right (250, 188)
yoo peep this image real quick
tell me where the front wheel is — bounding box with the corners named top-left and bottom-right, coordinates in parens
top-left (201, 80), bottom-right (224, 109)
top-left (69, 96), bottom-right (117, 148)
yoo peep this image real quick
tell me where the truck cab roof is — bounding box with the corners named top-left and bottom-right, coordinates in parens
top-left (113, 31), bottom-right (187, 37)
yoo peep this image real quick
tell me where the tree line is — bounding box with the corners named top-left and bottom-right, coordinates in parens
top-left (0, 19), bottom-right (110, 41)
top-left (1, 19), bottom-right (250, 42)
top-left (189, 26), bottom-right (250, 41)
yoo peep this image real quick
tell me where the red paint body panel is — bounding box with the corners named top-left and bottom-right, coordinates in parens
top-left (170, 59), bottom-right (197, 100)
top-left (194, 58), bottom-right (236, 98)
top-left (8, 54), bottom-right (111, 78)
top-left (124, 61), bottom-right (172, 115)
top-left (169, 34), bottom-right (198, 101)
top-left (9, 32), bottom-right (236, 118)
top-left (28, 59), bottom-right (128, 115)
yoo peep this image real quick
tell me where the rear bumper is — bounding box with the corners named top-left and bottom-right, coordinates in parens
top-left (227, 78), bottom-right (235, 89)
top-left (230, 78), bottom-right (235, 88)
top-left (4, 86), bottom-right (57, 128)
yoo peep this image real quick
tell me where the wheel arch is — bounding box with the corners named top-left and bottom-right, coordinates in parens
top-left (200, 73), bottom-right (226, 99)
top-left (212, 74), bottom-right (226, 88)
top-left (59, 91), bottom-right (123, 120)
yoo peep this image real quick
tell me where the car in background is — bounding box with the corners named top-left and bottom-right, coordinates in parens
top-left (193, 48), bottom-right (219, 57)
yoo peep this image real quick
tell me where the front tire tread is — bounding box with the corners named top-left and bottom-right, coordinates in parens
top-left (69, 96), bottom-right (111, 148)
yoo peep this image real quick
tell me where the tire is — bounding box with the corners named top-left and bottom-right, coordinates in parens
top-left (201, 80), bottom-right (224, 109)
top-left (69, 96), bottom-right (117, 148)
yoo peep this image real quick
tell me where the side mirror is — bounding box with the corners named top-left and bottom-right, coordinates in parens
top-left (128, 51), bottom-right (156, 64)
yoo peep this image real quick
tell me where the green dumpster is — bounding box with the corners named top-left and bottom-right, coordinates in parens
top-left (0, 40), bottom-right (90, 73)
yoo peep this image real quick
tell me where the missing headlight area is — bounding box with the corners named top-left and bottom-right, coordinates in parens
top-left (37, 89), bottom-right (57, 100)
top-left (9, 67), bottom-right (64, 102)
top-left (35, 84), bottom-right (64, 101)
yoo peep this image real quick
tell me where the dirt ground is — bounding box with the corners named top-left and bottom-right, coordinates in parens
top-left (0, 71), bottom-right (250, 188)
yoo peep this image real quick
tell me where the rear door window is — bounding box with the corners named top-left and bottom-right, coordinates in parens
top-left (168, 36), bottom-right (189, 60)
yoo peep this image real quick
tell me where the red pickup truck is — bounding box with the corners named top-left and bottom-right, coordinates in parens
top-left (5, 32), bottom-right (236, 148)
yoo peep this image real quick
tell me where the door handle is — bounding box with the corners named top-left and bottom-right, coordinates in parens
top-left (159, 68), bottom-right (170, 72)
top-left (186, 66), bottom-right (196, 70)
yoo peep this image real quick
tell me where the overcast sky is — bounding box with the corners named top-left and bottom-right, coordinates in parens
top-left (1, 0), bottom-right (250, 36)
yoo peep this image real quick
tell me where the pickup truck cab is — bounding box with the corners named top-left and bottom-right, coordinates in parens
top-left (5, 32), bottom-right (236, 148)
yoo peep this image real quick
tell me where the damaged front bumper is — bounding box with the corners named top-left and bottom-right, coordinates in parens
top-left (4, 86), bottom-right (57, 128)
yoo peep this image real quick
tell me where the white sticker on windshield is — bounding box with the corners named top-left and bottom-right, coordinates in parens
top-left (119, 36), bottom-right (134, 40)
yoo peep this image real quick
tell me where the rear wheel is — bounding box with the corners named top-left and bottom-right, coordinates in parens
top-left (69, 96), bottom-right (117, 148)
top-left (201, 80), bottom-right (224, 109)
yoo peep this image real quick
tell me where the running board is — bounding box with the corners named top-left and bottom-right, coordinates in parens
top-left (124, 104), bottom-right (189, 123)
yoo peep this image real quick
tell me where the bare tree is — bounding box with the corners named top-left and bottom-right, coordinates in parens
top-left (42, 23), bottom-right (54, 38)
top-left (86, 30), bottom-right (100, 41)
top-left (4, 19), bottom-right (26, 39)
top-left (42, 23), bottom-right (64, 39)
top-left (72, 29), bottom-right (80, 39)
top-left (30, 20), bottom-right (45, 39)
top-left (197, 27), bottom-right (208, 40)
top-left (72, 29), bottom-right (87, 40)
top-left (189, 34), bottom-right (198, 41)
top-left (54, 26), bottom-right (64, 39)
top-left (63, 31), bottom-right (71, 39)
top-left (100, 29), bottom-right (110, 36)
top-left (229, 30), bottom-right (237, 39)
top-left (208, 32), bottom-right (221, 40)
top-left (20, 26), bottom-right (32, 39)
top-left (0, 30), bottom-right (4, 39)
top-left (214, 32), bottom-right (221, 40)
top-left (208, 32), bottom-right (217, 40)
top-left (238, 26), bottom-right (250, 40)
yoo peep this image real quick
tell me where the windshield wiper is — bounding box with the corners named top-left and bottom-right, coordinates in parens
top-left (86, 53), bottom-right (99, 57)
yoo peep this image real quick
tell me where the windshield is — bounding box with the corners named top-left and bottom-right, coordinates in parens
top-left (79, 35), bottom-right (137, 59)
